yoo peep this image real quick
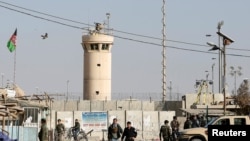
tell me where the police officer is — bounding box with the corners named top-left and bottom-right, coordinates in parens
top-left (55, 119), bottom-right (65, 141)
top-left (121, 121), bottom-right (137, 141)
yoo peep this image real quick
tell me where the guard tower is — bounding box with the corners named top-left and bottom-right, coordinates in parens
top-left (81, 23), bottom-right (114, 100)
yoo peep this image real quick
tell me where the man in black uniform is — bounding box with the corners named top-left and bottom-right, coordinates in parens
top-left (121, 121), bottom-right (137, 141)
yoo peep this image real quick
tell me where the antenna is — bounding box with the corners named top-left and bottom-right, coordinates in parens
top-left (161, 0), bottom-right (167, 102)
top-left (106, 13), bottom-right (110, 34)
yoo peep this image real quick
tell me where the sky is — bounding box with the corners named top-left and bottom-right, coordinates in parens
top-left (0, 0), bottom-right (249, 101)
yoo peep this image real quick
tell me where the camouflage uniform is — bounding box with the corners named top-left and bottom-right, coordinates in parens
top-left (56, 123), bottom-right (65, 141)
top-left (159, 120), bottom-right (171, 141)
top-left (38, 122), bottom-right (48, 141)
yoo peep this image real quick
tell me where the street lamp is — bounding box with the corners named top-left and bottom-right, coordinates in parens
top-left (207, 31), bottom-right (234, 115)
top-left (66, 80), bottom-right (69, 101)
top-left (36, 87), bottom-right (39, 94)
top-left (217, 21), bottom-right (224, 93)
top-left (211, 58), bottom-right (216, 94)
top-left (230, 66), bottom-right (242, 96)
top-left (205, 70), bottom-right (209, 96)
top-left (167, 80), bottom-right (172, 101)
top-left (1, 73), bottom-right (4, 88)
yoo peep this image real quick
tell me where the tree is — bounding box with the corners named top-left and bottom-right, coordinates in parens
top-left (235, 79), bottom-right (250, 115)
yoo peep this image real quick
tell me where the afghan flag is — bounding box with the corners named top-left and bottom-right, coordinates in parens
top-left (7, 29), bottom-right (17, 53)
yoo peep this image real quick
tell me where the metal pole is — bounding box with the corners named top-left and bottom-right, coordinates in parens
top-left (106, 13), bottom-right (110, 34)
top-left (234, 71), bottom-right (237, 95)
top-left (217, 21), bottom-right (223, 93)
top-left (1, 73), bottom-right (4, 88)
top-left (169, 81), bottom-right (172, 101)
top-left (222, 44), bottom-right (226, 115)
top-left (67, 80), bottom-right (69, 101)
top-left (161, 0), bottom-right (167, 102)
top-left (212, 63), bottom-right (215, 94)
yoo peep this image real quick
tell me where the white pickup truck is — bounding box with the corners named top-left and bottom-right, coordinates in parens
top-left (178, 115), bottom-right (250, 141)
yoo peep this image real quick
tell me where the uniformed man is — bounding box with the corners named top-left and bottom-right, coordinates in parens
top-left (159, 120), bottom-right (171, 141)
top-left (72, 119), bottom-right (80, 140)
top-left (108, 118), bottom-right (123, 141)
top-left (121, 121), bottom-right (137, 141)
top-left (38, 118), bottom-right (48, 141)
top-left (170, 116), bottom-right (180, 141)
top-left (55, 119), bottom-right (65, 141)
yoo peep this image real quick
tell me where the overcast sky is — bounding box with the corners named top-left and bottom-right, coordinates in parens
top-left (0, 0), bottom-right (249, 100)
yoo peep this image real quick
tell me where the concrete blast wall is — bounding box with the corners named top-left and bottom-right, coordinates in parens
top-left (53, 110), bottom-right (175, 141)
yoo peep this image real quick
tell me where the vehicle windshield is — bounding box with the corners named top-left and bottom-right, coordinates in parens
top-left (204, 117), bottom-right (219, 128)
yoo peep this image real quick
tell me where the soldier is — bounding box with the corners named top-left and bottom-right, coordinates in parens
top-left (159, 120), bottom-right (171, 141)
top-left (108, 118), bottom-right (123, 141)
top-left (55, 119), bottom-right (65, 141)
top-left (183, 117), bottom-right (192, 129)
top-left (38, 118), bottom-right (48, 141)
top-left (191, 115), bottom-right (200, 128)
top-left (170, 116), bottom-right (180, 141)
top-left (72, 119), bottom-right (80, 140)
top-left (199, 116), bottom-right (206, 127)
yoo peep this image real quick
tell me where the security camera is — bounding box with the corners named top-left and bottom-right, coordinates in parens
top-left (216, 32), bottom-right (234, 43)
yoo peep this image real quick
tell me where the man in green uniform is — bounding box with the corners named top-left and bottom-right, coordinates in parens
top-left (38, 118), bottom-right (48, 141)
top-left (55, 119), bottom-right (65, 141)
top-left (159, 120), bottom-right (171, 141)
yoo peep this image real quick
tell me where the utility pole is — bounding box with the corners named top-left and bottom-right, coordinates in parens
top-left (217, 21), bottom-right (224, 93)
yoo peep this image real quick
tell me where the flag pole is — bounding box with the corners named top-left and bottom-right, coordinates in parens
top-left (7, 28), bottom-right (17, 89)
top-left (13, 28), bottom-right (17, 89)
top-left (13, 48), bottom-right (16, 88)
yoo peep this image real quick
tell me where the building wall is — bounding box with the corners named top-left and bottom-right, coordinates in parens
top-left (52, 100), bottom-right (182, 115)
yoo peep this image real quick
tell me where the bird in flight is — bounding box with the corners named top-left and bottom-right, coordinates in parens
top-left (205, 34), bottom-right (212, 37)
top-left (41, 33), bottom-right (48, 39)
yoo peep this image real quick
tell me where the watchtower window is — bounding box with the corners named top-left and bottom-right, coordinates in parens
top-left (96, 91), bottom-right (99, 95)
top-left (90, 44), bottom-right (99, 50)
top-left (102, 44), bottom-right (109, 50)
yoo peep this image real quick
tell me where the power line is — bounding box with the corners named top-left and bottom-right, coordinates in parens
top-left (2, 0), bottom-right (249, 52)
top-left (0, 4), bottom-right (89, 31)
top-left (0, 1), bottom-right (92, 27)
top-left (1, 2), bottom-right (250, 58)
top-left (1, 1), bottom-right (250, 52)
top-left (0, 1), bottom-right (222, 49)
top-left (109, 34), bottom-right (250, 58)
